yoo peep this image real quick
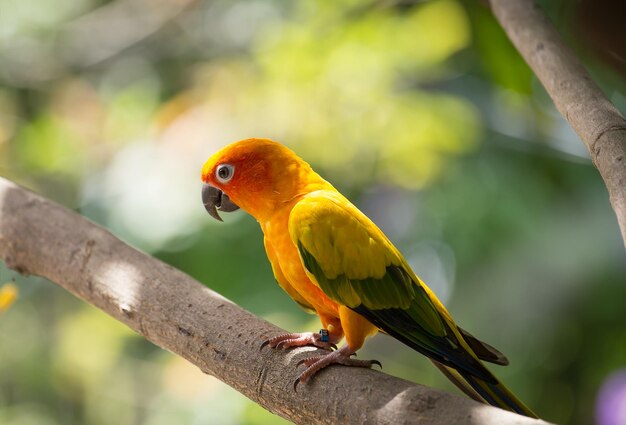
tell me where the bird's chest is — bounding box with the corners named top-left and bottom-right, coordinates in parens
top-left (262, 212), bottom-right (338, 315)
top-left (263, 212), bottom-right (309, 287)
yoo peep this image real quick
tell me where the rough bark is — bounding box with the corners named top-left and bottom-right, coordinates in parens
top-left (490, 0), bottom-right (626, 249)
top-left (0, 178), bottom-right (551, 424)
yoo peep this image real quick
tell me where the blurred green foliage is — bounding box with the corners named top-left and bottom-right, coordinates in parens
top-left (1, 0), bottom-right (624, 424)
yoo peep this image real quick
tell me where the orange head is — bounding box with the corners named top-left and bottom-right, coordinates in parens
top-left (201, 138), bottom-right (330, 222)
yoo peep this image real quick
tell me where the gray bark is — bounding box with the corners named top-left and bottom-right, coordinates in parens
top-left (0, 178), bottom-right (552, 424)
top-left (490, 0), bottom-right (626, 249)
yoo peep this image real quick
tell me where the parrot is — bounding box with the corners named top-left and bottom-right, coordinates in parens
top-left (201, 138), bottom-right (537, 418)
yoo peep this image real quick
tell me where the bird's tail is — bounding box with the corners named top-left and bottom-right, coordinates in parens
top-left (431, 360), bottom-right (538, 418)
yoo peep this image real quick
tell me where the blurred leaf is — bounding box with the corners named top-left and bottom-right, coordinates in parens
top-left (53, 306), bottom-right (136, 383)
top-left (465, 1), bottom-right (533, 93)
top-left (14, 115), bottom-right (87, 177)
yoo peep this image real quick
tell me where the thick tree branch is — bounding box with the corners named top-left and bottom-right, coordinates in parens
top-left (0, 178), bottom-right (551, 424)
top-left (490, 0), bottom-right (626, 249)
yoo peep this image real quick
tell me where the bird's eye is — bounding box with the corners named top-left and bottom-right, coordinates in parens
top-left (216, 164), bottom-right (235, 183)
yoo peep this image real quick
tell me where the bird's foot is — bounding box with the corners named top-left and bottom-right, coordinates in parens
top-left (294, 345), bottom-right (381, 390)
top-left (261, 330), bottom-right (338, 351)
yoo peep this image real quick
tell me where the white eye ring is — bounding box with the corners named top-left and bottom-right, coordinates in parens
top-left (216, 164), bottom-right (235, 183)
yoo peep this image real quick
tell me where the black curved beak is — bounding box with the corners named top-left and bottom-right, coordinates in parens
top-left (202, 184), bottom-right (240, 222)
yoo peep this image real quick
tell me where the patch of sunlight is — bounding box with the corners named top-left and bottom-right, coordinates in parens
top-left (98, 261), bottom-right (141, 312)
top-left (86, 141), bottom-right (208, 250)
top-left (156, 88), bottom-right (244, 157)
top-left (53, 304), bottom-right (136, 384)
top-left (284, 345), bottom-right (319, 366)
top-left (374, 388), bottom-right (412, 423)
top-left (468, 403), bottom-right (529, 424)
top-left (147, 374), bottom-right (246, 425)
top-left (0, 172), bottom-right (14, 210)
top-left (162, 356), bottom-right (224, 401)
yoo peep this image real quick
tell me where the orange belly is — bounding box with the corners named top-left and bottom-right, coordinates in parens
top-left (262, 210), bottom-right (339, 318)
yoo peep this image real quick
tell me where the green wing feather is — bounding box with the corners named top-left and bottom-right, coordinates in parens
top-left (289, 191), bottom-right (494, 381)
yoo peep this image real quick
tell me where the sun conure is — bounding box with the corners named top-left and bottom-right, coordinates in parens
top-left (201, 138), bottom-right (537, 418)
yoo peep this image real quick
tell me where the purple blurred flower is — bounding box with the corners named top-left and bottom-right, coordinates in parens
top-left (596, 370), bottom-right (626, 425)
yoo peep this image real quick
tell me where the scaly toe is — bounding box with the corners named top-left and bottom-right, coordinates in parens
top-left (297, 355), bottom-right (326, 368)
top-left (276, 338), bottom-right (298, 349)
top-left (336, 356), bottom-right (382, 368)
top-left (260, 333), bottom-right (300, 350)
top-left (293, 345), bottom-right (382, 390)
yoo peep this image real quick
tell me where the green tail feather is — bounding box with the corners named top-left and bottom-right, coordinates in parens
top-left (448, 365), bottom-right (538, 418)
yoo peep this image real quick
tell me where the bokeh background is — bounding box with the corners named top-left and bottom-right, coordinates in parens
top-left (1, 0), bottom-right (625, 424)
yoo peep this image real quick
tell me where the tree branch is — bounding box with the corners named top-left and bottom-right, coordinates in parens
top-left (489, 0), bottom-right (626, 249)
top-left (0, 178), bottom-right (551, 424)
